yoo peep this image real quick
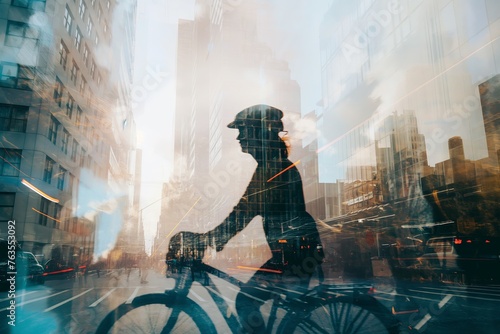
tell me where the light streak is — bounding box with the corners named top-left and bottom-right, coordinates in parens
top-left (236, 265), bottom-right (282, 274)
top-left (22, 179), bottom-right (60, 203)
top-left (267, 160), bottom-right (301, 182)
top-left (31, 207), bottom-right (62, 223)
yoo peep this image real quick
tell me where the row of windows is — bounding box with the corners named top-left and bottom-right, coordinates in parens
top-left (0, 62), bottom-right (35, 91)
top-left (43, 156), bottom-right (69, 191)
top-left (38, 197), bottom-right (62, 227)
top-left (64, 2), bottom-right (109, 49)
top-left (47, 112), bottom-right (100, 168)
top-left (0, 191), bottom-right (86, 234)
top-left (10, 0), bottom-right (46, 10)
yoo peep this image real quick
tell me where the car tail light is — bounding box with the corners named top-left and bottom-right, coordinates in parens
top-left (485, 239), bottom-right (491, 244)
top-left (454, 238), bottom-right (462, 245)
top-left (466, 239), bottom-right (472, 244)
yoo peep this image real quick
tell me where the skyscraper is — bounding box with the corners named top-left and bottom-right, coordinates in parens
top-left (0, 0), bottom-right (140, 266)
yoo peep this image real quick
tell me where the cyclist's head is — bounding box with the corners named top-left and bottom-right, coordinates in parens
top-left (228, 104), bottom-right (289, 160)
top-left (227, 104), bottom-right (284, 132)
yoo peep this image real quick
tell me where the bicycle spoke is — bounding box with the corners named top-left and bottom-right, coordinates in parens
top-left (297, 317), bottom-right (331, 334)
top-left (347, 308), bottom-right (371, 333)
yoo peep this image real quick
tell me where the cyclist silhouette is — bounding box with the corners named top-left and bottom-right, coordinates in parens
top-left (172, 104), bottom-right (324, 333)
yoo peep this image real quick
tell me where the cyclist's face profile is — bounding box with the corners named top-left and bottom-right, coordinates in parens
top-left (236, 126), bottom-right (251, 154)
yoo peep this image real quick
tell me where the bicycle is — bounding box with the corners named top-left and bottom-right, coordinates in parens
top-left (95, 263), bottom-right (400, 333)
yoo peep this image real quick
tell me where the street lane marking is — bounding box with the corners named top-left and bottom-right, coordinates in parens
top-left (438, 294), bottom-right (453, 308)
top-left (414, 294), bottom-right (453, 331)
top-left (206, 286), bottom-right (234, 304)
top-left (189, 289), bottom-right (206, 302)
top-left (414, 313), bottom-right (432, 331)
top-left (89, 288), bottom-right (117, 307)
top-left (375, 290), bottom-right (438, 302)
top-left (0, 290), bottom-right (38, 302)
top-left (421, 286), bottom-right (500, 298)
top-left (408, 289), bottom-right (500, 302)
top-left (126, 287), bottom-right (140, 304)
top-left (44, 288), bottom-right (93, 312)
top-left (0, 290), bottom-right (70, 311)
top-left (227, 286), bottom-right (266, 303)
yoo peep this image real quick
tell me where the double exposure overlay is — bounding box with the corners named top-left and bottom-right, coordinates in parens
top-left (1, 0), bottom-right (500, 333)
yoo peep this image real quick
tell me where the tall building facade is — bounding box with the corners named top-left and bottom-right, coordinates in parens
top-left (157, 0), bottom-right (304, 266)
top-left (315, 0), bottom-right (500, 278)
top-left (0, 0), bottom-right (141, 266)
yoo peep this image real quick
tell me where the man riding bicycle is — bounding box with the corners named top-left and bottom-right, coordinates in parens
top-left (171, 104), bottom-right (324, 333)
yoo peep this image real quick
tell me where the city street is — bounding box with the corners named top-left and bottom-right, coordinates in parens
top-left (1, 268), bottom-right (500, 333)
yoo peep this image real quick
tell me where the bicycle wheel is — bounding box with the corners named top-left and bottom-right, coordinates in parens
top-left (95, 293), bottom-right (217, 334)
top-left (277, 295), bottom-right (400, 334)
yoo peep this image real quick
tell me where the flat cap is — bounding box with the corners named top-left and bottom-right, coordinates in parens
top-left (227, 104), bottom-right (284, 132)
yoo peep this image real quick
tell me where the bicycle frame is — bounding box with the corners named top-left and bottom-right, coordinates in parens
top-left (169, 264), bottom-right (383, 334)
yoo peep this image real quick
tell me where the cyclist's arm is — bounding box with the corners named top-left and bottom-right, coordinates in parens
top-left (206, 198), bottom-right (254, 251)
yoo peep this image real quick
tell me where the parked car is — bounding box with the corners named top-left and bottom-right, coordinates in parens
top-left (416, 236), bottom-right (460, 271)
top-left (0, 240), bottom-right (45, 290)
top-left (17, 252), bottom-right (45, 286)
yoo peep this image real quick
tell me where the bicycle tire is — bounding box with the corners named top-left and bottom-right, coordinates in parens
top-left (277, 294), bottom-right (400, 334)
top-left (95, 293), bottom-right (217, 334)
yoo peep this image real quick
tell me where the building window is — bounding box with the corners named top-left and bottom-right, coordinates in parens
top-left (0, 149), bottom-right (22, 176)
top-left (90, 60), bottom-right (96, 79)
top-left (0, 104), bottom-right (28, 132)
top-left (53, 76), bottom-right (64, 107)
top-left (66, 94), bottom-right (74, 118)
top-left (54, 204), bottom-right (61, 226)
top-left (48, 116), bottom-right (59, 145)
top-left (97, 73), bottom-right (101, 87)
top-left (11, 0), bottom-right (46, 10)
top-left (80, 148), bottom-right (86, 167)
top-left (83, 44), bottom-right (90, 67)
top-left (38, 198), bottom-right (50, 226)
top-left (87, 17), bottom-right (93, 36)
top-left (79, 76), bottom-right (86, 94)
top-left (75, 106), bottom-right (82, 127)
top-left (0, 62), bottom-right (34, 90)
top-left (61, 129), bottom-right (70, 154)
top-left (91, 0), bottom-right (95, 7)
top-left (58, 40), bottom-right (69, 70)
top-left (0, 193), bottom-right (15, 222)
top-left (97, 5), bottom-right (102, 22)
top-left (78, 0), bottom-right (87, 19)
top-left (94, 33), bottom-right (99, 46)
top-left (57, 166), bottom-right (66, 190)
top-left (103, 21), bottom-right (108, 34)
top-left (75, 28), bottom-right (82, 52)
top-left (71, 139), bottom-right (78, 162)
top-left (106, 0), bottom-right (110, 10)
top-left (43, 156), bottom-right (54, 183)
top-left (70, 61), bottom-right (79, 85)
top-left (5, 20), bottom-right (38, 48)
top-left (63, 6), bottom-right (73, 34)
